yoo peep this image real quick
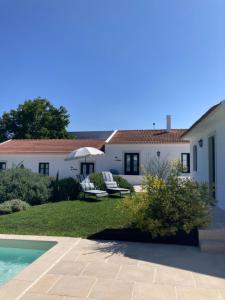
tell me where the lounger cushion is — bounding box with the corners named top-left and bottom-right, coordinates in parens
top-left (107, 187), bottom-right (130, 192)
top-left (86, 190), bottom-right (107, 194)
top-left (77, 174), bottom-right (86, 183)
top-left (81, 182), bottom-right (95, 191)
top-left (105, 181), bottom-right (118, 189)
top-left (85, 190), bottom-right (108, 198)
top-left (102, 171), bottom-right (114, 182)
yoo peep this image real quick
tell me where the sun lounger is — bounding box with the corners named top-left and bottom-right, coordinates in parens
top-left (102, 171), bottom-right (131, 197)
top-left (77, 175), bottom-right (108, 199)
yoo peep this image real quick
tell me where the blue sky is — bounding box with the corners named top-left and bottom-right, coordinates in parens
top-left (0, 0), bottom-right (224, 131)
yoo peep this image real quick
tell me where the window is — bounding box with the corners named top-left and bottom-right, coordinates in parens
top-left (0, 162), bottom-right (6, 171)
top-left (193, 145), bottom-right (197, 171)
top-left (181, 153), bottom-right (190, 173)
top-left (81, 163), bottom-right (94, 176)
top-left (124, 153), bottom-right (140, 175)
top-left (39, 163), bottom-right (49, 175)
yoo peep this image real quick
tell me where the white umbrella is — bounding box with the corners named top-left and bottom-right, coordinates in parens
top-left (65, 147), bottom-right (104, 161)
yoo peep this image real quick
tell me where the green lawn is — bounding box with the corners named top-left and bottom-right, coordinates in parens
top-left (0, 197), bottom-right (130, 238)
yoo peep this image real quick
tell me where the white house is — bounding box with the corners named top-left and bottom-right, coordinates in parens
top-left (182, 100), bottom-right (225, 211)
top-left (0, 139), bottom-right (106, 178)
top-left (103, 128), bottom-right (190, 184)
top-left (0, 116), bottom-right (190, 184)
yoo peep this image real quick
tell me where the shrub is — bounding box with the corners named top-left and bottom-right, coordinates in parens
top-left (144, 157), bottom-right (182, 180)
top-left (51, 176), bottom-right (81, 201)
top-left (121, 164), bottom-right (213, 237)
top-left (113, 176), bottom-right (135, 193)
top-left (0, 199), bottom-right (30, 215)
top-left (90, 173), bottom-right (135, 192)
top-left (0, 168), bottom-right (52, 205)
top-left (89, 173), bottom-right (105, 190)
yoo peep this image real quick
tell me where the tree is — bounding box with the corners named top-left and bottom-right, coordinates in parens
top-left (0, 98), bottom-right (70, 141)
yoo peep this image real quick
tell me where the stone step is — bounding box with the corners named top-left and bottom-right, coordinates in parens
top-left (200, 240), bottom-right (225, 253)
top-left (198, 228), bottom-right (225, 242)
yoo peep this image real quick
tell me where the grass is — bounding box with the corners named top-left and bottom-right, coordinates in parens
top-left (0, 197), bottom-right (130, 238)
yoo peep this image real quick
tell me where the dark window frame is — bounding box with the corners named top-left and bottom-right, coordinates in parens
top-left (39, 162), bottom-right (49, 176)
top-left (181, 153), bottom-right (190, 173)
top-left (124, 153), bottom-right (140, 175)
top-left (208, 135), bottom-right (216, 199)
top-left (0, 162), bottom-right (6, 171)
top-left (80, 162), bottom-right (95, 175)
top-left (193, 145), bottom-right (198, 171)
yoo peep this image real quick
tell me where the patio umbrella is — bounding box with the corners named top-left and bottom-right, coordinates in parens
top-left (65, 147), bottom-right (104, 162)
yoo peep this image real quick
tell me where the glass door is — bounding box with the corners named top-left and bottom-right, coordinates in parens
top-left (124, 153), bottom-right (139, 175)
top-left (81, 163), bottom-right (95, 176)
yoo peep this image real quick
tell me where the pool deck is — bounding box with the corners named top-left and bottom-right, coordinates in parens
top-left (0, 235), bottom-right (224, 300)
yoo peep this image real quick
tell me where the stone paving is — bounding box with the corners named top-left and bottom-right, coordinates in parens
top-left (16, 238), bottom-right (225, 300)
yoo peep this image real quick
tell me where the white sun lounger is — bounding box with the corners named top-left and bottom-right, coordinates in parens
top-left (77, 175), bottom-right (108, 199)
top-left (102, 171), bottom-right (131, 197)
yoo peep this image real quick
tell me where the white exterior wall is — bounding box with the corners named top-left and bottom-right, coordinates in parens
top-left (0, 154), bottom-right (102, 178)
top-left (102, 143), bottom-right (190, 184)
top-left (0, 142), bottom-right (190, 185)
top-left (190, 135), bottom-right (209, 182)
top-left (187, 107), bottom-right (225, 210)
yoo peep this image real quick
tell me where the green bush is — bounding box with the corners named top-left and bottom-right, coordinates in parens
top-left (0, 168), bottom-right (52, 205)
top-left (0, 199), bottom-right (30, 215)
top-left (51, 176), bottom-right (81, 201)
top-left (89, 173), bottom-right (134, 192)
top-left (121, 171), bottom-right (213, 237)
top-left (113, 176), bottom-right (135, 193)
top-left (145, 157), bottom-right (182, 180)
top-left (89, 173), bottom-right (105, 190)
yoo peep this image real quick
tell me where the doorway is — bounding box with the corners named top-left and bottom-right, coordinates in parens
top-left (81, 163), bottom-right (94, 176)
top-left (208, 136), bottom-right (216, 199)
top-left (124, 153), bottom-right (139, 175)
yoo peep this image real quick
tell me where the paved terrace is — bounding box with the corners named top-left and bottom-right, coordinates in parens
top-left (0, 235), bottom-right (225, 300)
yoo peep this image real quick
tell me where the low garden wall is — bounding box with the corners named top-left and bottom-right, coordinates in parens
top-left (120, 175), bottom-right (144, 185)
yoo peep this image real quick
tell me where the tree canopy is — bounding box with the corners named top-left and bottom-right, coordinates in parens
top-left (0, 98), bottom-right (70, 141)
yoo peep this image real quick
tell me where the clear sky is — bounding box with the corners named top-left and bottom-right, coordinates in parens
top-left (0, 0), bottom-right (224, 131)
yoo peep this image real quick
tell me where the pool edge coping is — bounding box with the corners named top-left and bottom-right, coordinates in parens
top-left (0, 234), bottom-right (81, 300)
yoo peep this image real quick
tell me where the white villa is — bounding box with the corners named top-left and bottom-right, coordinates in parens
top-left (0, 116), bottom-right (190, 184)
top-left (183, 100), bottom-right (225, 211)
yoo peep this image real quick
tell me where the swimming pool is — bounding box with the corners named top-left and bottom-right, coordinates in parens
top-left (0, 239), bottom-right (56, 286)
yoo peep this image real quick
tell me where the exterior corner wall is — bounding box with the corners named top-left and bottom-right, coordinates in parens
top-left (188, 117), bottom-right (225, 211)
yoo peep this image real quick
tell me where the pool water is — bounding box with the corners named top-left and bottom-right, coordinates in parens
top-left (0, 240), bottom-right (56, 286)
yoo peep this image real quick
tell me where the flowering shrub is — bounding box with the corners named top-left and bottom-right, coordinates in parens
top-left (121, 161), bottom-right (212, 237)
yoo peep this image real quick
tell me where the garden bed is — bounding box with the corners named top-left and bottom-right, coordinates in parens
top-left (88, 227), bottom-right (199, 246)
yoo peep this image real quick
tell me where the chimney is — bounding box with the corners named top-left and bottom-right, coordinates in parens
top-left (166, 115), bottom-right (171, 131)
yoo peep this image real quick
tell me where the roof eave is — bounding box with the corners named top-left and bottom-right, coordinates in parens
top-left (181, 101), bottom-right (224, 139)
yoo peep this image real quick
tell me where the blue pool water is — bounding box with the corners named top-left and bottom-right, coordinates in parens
top-left (0, 240), bottom-right (56, 286)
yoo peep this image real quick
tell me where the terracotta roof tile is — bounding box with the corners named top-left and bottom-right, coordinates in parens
top-left (108, 129), bottom-right (189, 144)
top-left (0, 139), bottom-right (105, 154)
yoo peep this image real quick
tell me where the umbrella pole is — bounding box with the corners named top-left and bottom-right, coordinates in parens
top-left (84, 157), bottom-right (87, 176)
